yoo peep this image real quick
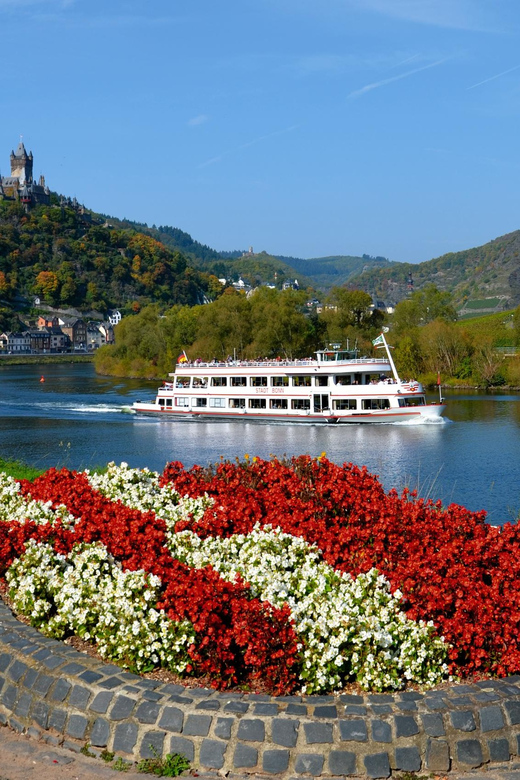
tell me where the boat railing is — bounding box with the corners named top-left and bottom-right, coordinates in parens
top-left (174, 357), bottom-right (388, 370)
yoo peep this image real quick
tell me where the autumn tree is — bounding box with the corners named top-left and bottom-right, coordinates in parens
top-left (34, 270), bottom-right (59, 305)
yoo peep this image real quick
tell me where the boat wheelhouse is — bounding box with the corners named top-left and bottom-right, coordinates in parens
top-left (131, 334), bottom-right (445, 423)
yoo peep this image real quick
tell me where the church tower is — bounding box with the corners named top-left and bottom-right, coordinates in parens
top-left (10, 140), bottom-right (33, 184)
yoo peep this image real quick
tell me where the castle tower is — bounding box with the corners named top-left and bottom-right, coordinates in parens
top-left (10, 140), bottom-right (33, 184)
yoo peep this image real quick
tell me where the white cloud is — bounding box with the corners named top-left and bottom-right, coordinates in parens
top-left (467, 63), bottom-right (520, 90)
top-left (198, 124), bottom-right (300, 169)
top-left (348, 57), bottom-right (449, 98)
top-left (187, 115), bottom-right (209, 127)
top-left (348, 0), bottom-right (502, 33)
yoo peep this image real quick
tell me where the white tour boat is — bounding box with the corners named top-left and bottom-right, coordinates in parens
top-left (131, 332), bottom-right (445, 424)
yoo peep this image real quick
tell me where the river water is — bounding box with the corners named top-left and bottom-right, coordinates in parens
top-left (0, 362), bottom-right (518, 526)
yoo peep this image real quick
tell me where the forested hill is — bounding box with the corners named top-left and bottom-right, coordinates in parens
top-left (275, 254), bottom-right (393, 292)
top-left (349, 230), bottom-right (520, 307)
top-left (99, 214), bottom-right (223, 264)
top-left (0, 200), bottom-right (221, 317)
top-left (99, 218), bottom-right (316, 289)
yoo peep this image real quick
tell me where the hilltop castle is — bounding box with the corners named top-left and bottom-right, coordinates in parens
top-left (0, 139), bottom-right (51, 210)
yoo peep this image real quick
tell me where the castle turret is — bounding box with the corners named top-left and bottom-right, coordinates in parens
top-left (10, 140), bottom-right (33, 184)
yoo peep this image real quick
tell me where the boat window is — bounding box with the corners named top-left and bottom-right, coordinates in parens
top-left (362, 398), bottom-right (390, 410)
top-left (209, 397), bottom-right (226, 407)
top-left (249, 398), bottom-right (267, 408)
top-left (291, 399), bottom-right (310, 410)
top-left (335, 375), bottom-right (352, 386)
top-left (398, 397), bottom-right (426, 407)
top-left (211, 377), bottom-right (227, 387)
top-left (174, 397), bottom-right (188, 407)
top-left (192, 377), bottom-right (207, 388)
top-left (292, 376), bottom-right (312, 387)
top-left (158, 398), bottom-right (165, 406)
top-left (272, 376), bottom-right (289, 386)
top-left (270, 398), bottom-right (288, 409)
top-left (229, 398), bottom-right (246, 408)
top-left (166, 398), bottom-right (173, 408)
top-left (175, 377), bottom-right (190, 388)
top-left (231, 377), bottom-right (247, 387)
top-left (333, 399), bottom-right (357, 410)
top-left (193, 398), bottom-right (207, 407)
top-left (315, 376), bottom-right (328, 387)
top-left (250, 377), bottom-right (268, 387)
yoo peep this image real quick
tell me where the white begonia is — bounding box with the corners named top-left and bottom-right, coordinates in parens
top-left (6, 540), bottom-right (194, 674)
top-left (167, 524), bottom-right (449, 693)
top-left (0, 472), bottom-right (76, 528)
top-left (86, 462), bottom-right (211, 531)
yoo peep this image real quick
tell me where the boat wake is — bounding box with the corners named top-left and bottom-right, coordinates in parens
top-left (0, 399), bottom-right (121, 415)
top-left (393, 415), bottom-right (451, 426)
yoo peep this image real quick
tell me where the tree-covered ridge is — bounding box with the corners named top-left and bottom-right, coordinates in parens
top-left (275, 254), bottom-right (393, 292)
top-left (98, 214), bottom-right (223, 264)
top-left (0, 200), bottom-right (221, 315)
top-left (350, 231), bottom-right (520, 307)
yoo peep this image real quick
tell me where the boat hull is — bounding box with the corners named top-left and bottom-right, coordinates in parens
top-left (131, 402), bottom-right (446, 424)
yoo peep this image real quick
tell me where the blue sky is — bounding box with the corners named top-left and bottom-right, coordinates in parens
top-left (1, 0), bottom-right (520, 263)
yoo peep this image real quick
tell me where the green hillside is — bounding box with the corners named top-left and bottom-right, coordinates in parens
top-left (350, 231), bottom-right (520, 308)
top-left (456, 309), bottom-right (518, 347)
top-left (99, 214), bottom-right (223, 264)
top-left (199, 251), bottom-right (315, 290)
top-left (0, 199), bottom-right (220, 321)
top-left (275, 254), bottom-right (393, 292)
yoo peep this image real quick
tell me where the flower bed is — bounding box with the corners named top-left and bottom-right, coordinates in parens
top-left (1, 456), bottom-right (519, 695)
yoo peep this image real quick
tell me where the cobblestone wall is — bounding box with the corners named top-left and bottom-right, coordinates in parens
top-left (2, 599), bottom-right (520, 778)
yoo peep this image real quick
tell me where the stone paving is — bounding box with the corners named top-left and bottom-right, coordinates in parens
top-left (4, 597), bottom-right (520, 778)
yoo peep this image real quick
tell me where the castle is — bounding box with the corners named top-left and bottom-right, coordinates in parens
top-left (0, 139), bottom-right (51, 210)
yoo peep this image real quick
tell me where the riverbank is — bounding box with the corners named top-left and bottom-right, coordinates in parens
top-left (0, 354), bottom-right (94, 366)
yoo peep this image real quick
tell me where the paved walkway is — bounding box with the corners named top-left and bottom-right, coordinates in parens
top-left (4, 723), bottom-right (520, 780)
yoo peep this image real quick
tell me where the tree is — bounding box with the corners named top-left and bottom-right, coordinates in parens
top-left (249, 288), bottom-right (316, 359)
top-left (34, 270), bottom-right (59, 304)
top-left (472, 338), bottom-right (505, 386)
top-left (394, 335), bottom-right (424, 378)
top-left (419, 320), bottom-right (469, 375)
top-left (190, 288), bottom-right (251, 359)
top-left (320, 288), bottom-right (383, 347)
top-left (392, 284), bottom-right (457, 333)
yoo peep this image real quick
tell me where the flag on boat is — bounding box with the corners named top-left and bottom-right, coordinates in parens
top-left (372, 334), bottom-right (385, 347)
top-left (177, 351), bottom-right (188, 364)
top-left (437, 371), bottom-right (441, 386)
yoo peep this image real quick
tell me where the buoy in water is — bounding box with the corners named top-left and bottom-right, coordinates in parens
top-left (39, 376), bottom-right (45, 383)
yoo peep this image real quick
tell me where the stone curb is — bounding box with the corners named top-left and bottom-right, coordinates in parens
top-left (3, 599), bottom-right (520, 778)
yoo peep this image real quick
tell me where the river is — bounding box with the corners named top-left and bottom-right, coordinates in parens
top-left (0, 362), bottom-right (518, 526)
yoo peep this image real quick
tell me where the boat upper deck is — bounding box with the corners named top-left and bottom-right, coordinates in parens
top-left (173, 356), bottom-right (391, 374)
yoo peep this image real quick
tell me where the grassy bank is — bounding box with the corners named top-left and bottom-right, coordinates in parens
top-left (0, 457), bottom-right (44, 481)
top-left (0, 354), bottom-right (94, 367)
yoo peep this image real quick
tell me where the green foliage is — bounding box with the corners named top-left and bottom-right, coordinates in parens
top-left (0, 199), bottom-right (215, 318)
top-left (389, 307), bottom-right (520, 387)
top-left (392, 285), bottom-right (457, 335)
top-left (136, 749), bottom-right (190, 777)
top-left (95, 286), bottom-right (385, 378)
top-left (0, 457), bottom-right (43, 481)
top-left (112, 756), bottom-right (130, 772)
